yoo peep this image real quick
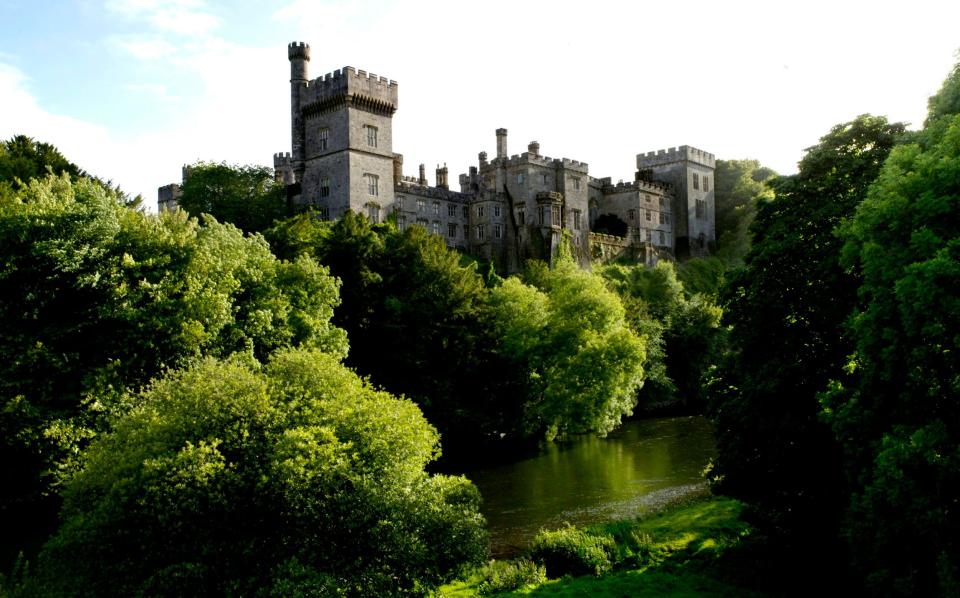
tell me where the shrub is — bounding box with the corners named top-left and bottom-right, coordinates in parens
top-left (530, 525), bottom-right (614, 577)
top-left (476, 559), bottom-right (547, 595)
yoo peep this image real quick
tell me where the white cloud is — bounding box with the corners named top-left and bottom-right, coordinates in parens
top-left (124, 82), bottom-right (181, 103)
top-left (112, 36), bottom-right (177, 59)
top-left (105, 0), bottom-right (218, 35)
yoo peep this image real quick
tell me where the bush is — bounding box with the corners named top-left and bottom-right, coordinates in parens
top-left (476, 559), bottom-right (547, 595)
top-left (28, 349), bottom-right (487, 596)
top-left (530, 525), bottom-right (614, 577)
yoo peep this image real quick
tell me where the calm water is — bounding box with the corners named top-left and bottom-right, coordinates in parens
top-left (463, 416), bottom-right (716, 557)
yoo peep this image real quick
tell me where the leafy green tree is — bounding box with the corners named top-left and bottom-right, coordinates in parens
top-left (713, 159), bottom-right (776, 265)
top-left (177, 161), bottom-right (288, 234)
top-left (29, 348), bottom-right (487, 596)
top-left (711, 115), bottom-right (906, 544)
top-left (489, 256), bottom-right (647, 439)
top-left (0, 135), bottom-right (85, 189)
top-left (599, 261), bottom-right (723, 411)
top-left (0, 175), bottom-right (346, 562)
top-left (822, 60), bottom-right (960, 594)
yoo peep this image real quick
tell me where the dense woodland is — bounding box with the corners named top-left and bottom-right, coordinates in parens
top-left (0, 56), bottom-right (958, 596)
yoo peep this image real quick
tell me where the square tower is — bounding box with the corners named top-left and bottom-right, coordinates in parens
top-left (636, 146), bottom-right (716, 258)
top-left (285, 42), bottom-right (399, 221)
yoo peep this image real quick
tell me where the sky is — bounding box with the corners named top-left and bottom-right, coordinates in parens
top-left (1, 0), bottom-right (959, 209)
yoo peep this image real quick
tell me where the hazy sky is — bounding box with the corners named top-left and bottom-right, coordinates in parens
top-left (1, 0), bottom-right (958, 207)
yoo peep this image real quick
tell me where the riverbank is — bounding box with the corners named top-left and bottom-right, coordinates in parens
top-left (438, 494), bottom-right (769, 597)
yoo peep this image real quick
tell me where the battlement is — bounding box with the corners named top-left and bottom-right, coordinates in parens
top-left (288, 41), bottom-right (310, 61)
top-left (600, 178), bottom-right (670, 194)
top-left (301, 65), bottom-right (399, 116)
top-left (395, 180), bottom-right (470, 203)
top-left (502, 153), bottom-right (589, 173)
top-left (636, 145), bottom-right (715, 169)
top-left (273, 151), bottom-right (292, 167)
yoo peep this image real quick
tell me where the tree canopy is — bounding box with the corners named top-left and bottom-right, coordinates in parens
top-left (177, 161), bottom-right (288, 234)
top-left (30, 349), bottom-right (487, 596)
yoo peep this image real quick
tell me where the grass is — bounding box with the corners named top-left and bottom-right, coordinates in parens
top-left (438, 495), bottom-right (769, 597)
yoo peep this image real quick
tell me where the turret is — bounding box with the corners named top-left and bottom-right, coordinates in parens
top-left (436, 164), bottom-right (449, 189)
top-left (419, 163), bottom-right (427, 185)
top-left (288, 42), bottom-right (310, 181)
top-left (496, 128), bottom-right (508, 159)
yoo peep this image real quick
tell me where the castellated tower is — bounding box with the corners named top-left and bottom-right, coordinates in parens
top-left (636, 146), bottom-right (715, 258)
top-left (282, 41), bottom-right (399, 221)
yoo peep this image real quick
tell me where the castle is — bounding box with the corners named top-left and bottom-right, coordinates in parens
top-left (161, 41), bottom-right (716, 270)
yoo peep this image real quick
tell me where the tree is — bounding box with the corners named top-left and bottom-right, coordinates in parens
top-left (177, 161), bottom-right (288, 234)
top-left (29, 349), bottom-right (487, 596)
top-left (489, 256), bottom-right (647, 439)
top-left (822, 60), bottom-right (960, 594)
top-left (0, 175), bottom-right (346, 562)
top-left (711, 115), bottom-right (906, 544)
top-left (0, 135), bottom-right (85, 189)
top-left (712, 159), bottom-right (776, 265)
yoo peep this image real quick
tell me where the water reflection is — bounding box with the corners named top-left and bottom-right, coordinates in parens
top-left (462, 416), bottom-right (716, 556)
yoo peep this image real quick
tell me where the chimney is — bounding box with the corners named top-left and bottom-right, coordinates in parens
top-left (496, 128), bottom-right (508, 159)
top-left (479, 151), bottom-right (488, 167)
top-left (528, 141), bottom-right (540, 156)
top-left (436, 163), bottom-right (449, 189)
top-left (419, 163), bottom-right (427, 185)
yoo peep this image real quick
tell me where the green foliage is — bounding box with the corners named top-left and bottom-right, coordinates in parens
top-left (712, 159), bottom-right (776, 265)
top-left (29, 349), bottom-right (487, 596)
top-left (711, 115), bottom-right (906, 541)
top-left (821, 62), bottom-right (960, 594)
top-left (476, 559), bottom-right (547, 595)
top-left (591, 213), bottom-right (628, 237)
top-left (599, 261), bottom-right (724, 411)
top-left (177, 161), bottom-right (288, 233)
top-left (530, 525), bottom-right (615, 577)
top-left (0, 175), bottom-right (346, 557)
top-left (489, 256), bottom-right (647, 439)
top-left (0, 136), bottom-right (85, 190)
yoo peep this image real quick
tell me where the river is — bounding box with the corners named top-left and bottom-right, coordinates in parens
top-left (462, 416), bottom-right (716, 557)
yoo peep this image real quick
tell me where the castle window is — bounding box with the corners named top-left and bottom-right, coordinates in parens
top-left (573, 209), bottom-right (582, 230)
top-left (645, 194), bottom-right (651, 203)
top-left (433, 201), bottom-right (440, 216)
top-left (494, 224), bottom-right (502, 239)
top-left (494, 205), bottom-right (501, 218)
top-left (448, 204), bottom-right (456, 217)
top-left (541, 174), bottom-right (548, 185)
top-left (659, 212), bottom-right (665, 225)
top-left (551, 206), bottom-right (561, 227)
top-left (398, 215), bottom-right (407, 230)
top-left (703, 176), bottom-right (710, 192)
top-left (365, 125), bottom-right (378, 148)
top-left (476, 224), bottom-right (485, 240)
top-left (320, 177), bottom-right (330, 198)
top-left (448, 223), bottom-right (457, 237)
top-left (366, 202), bottom-right (380, 223)
top-left (517, 209), bottom-right (525, 225)
top-left (396, 195), bottom-right (404, 210)
top-left (659, 230), bottom-right (665, 245)
top-left (628, 209), bottom-right (636, 221)
top-left (645, 209), bottom-right (651, 221)
top-left (574, 178), bottom-right (581, 191)
top-left (477, 205), bottom-right (485, 218)
top-left (417, 198), bottom-right (425, 212)
top-left (318, 206), bottom-right (330, 221)
top-left (696, 199), bottom-right (706, 219)
top-left (432, 221), bottom-right (441, 236)
top-left (538, 206), bottom-right (545, 225)
top-left (319, 128), bottom-right (329, 151)
top-left (417, 217), bottom-right (429, 228)
top-left (517, 173), bottom-right (525, 185)
top-left (659, 197), bottom-right (665, 208)
top-left (692, 172), bottom-right (699, 190)
top-left (462, 206), bottom-right (469, 219)
top-left (365, 173), bottom-right (379, 196)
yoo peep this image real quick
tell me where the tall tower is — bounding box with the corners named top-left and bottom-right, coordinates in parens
top-left (285, 41), bottom-right (399, 221)
top-left (288, 42), bottom-right (310, 183)
top-left (636, 146), bottom-right (716, 258)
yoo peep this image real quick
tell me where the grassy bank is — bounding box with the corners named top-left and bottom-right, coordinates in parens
top-left (439, 495), bottom-right (768, 597)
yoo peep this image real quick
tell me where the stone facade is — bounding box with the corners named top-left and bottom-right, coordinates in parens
top-left (159, 41), bottom-right (716, 270)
